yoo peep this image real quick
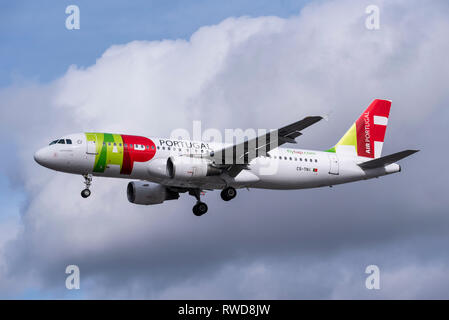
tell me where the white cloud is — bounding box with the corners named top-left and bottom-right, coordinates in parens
top-left (0, 0), bottom-right (448, 298)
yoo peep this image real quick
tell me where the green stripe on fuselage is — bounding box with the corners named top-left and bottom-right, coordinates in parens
top-left (86, 133), bottom-right (124, 173)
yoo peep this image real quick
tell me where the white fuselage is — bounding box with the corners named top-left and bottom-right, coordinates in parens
top-left (34, 133), bottom-right (400, 191)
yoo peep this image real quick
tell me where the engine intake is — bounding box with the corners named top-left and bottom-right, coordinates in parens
top-left (167, 156), bottom-right (221, 179)
top-left (127, 181), bottom-right (179, 205)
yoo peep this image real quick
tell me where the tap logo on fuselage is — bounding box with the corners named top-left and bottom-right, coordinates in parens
top-left (85, 133), bottom-right (156, 175)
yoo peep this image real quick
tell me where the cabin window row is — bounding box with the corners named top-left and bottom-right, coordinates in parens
top-left (156, 146), bottom-right (210, 154)
top-left (100, 142), bottom-right (155, 150)
top-left (272, 156), bottom-right (318, 163)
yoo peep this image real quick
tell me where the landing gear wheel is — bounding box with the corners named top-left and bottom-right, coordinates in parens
top-left (193, 202), bottom-right (208, 216)
top-left (81, 174), bottom-right (92, 199)
top-left (221, 187), bottom-right (237, 201)
top-left (81, 189), bottom-right (91, 198)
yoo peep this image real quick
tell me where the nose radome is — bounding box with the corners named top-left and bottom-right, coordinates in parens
top-left (34, 148), bottom-right (47, 166)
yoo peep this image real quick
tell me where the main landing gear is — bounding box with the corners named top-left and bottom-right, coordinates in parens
top-left (189, 187), bottom-right (237, 216)
top-left (193, 202), bottom-right (208, 216)
top-left (221, 186), bottom-right (237, 201)
top-left (189, 189), bottom-right (208, 216)
top-left (81, 174), bottom-right (92, 198)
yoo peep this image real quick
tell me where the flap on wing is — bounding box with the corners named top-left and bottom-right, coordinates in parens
top-left (358, 149), bottom-right (419, 170)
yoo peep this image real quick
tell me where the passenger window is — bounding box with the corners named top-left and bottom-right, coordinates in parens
top-left (295, 158), bottom-right (297, 161)
top-left (289, 157), bottom-right (292, 160)
top-left (284, 157), bottom-right (287, 160)
top-left (130, 144), bottom-right (133, 148)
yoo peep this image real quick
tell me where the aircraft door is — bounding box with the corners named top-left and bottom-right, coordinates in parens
top-left (86, 135), bottom-right (98, 155)
top-left (328, 153), bottom-right (339, 175)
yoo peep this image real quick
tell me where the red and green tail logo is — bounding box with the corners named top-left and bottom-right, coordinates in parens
top-left (327, 99), bottom-right (391, 159)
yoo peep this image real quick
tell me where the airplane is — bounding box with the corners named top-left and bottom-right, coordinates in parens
top-left (34, 99), bottom-right (418, 216)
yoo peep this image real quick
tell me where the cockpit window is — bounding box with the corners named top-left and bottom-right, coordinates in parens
top-left (50, 139), bottom-right (72, 145)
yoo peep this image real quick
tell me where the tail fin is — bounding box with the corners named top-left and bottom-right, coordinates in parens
top-left (327, 99), bottom-right (392, 159)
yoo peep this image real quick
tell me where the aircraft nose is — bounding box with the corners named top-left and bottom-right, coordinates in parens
top-left (34, 148), bottom-right (48, 166)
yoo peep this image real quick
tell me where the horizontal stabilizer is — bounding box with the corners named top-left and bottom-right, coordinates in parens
top-left (358, 150), bottom-right (419, 170)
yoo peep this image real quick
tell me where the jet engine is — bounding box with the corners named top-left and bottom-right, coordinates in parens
top-left (166, 156), bottom-right (221, 179)
top-left (127, 181), bottom-right (179, 205)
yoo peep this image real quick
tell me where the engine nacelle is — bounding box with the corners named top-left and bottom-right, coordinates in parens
top-left (147, 158), bottom-right (170, 178)
top-left (166, 156), bottom-right (221, 179)
top-left (127, 181), bottom-right (179, 205)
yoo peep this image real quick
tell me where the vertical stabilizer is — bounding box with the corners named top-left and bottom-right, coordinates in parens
top-left (327, 99), bottom-right (391, 159)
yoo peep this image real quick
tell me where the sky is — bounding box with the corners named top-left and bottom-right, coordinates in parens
top-left (0, 0), bottom-right (449, 299)
top-left (0, 0), bottom-right (307, 86)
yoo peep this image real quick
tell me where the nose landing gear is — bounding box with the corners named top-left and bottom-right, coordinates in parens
top-left (81, 189), bottom-right (91, 198)
top-left (81, 174), bottom-right (92, 198)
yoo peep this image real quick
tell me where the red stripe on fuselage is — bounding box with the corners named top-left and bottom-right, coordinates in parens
top-left (120, 135), bottom-right (156, 175)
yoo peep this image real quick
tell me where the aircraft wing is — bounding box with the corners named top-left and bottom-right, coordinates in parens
top-left (209, 116), bottom-right (323, 177)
